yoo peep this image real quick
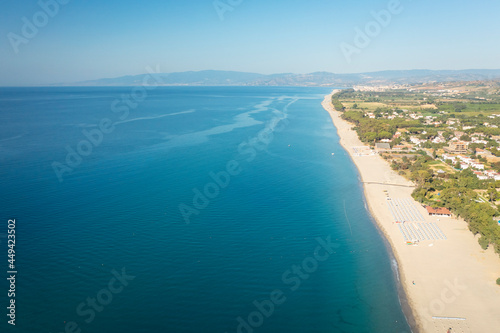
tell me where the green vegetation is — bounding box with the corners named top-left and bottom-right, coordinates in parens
top-left (334, 83), bottom-right (500, 257)
top-left (497, 277), bottom-right (500, 286)
top-left (332, 98), bottom-right (345, 111)
top-left (411, 167), bottom-right (500, 255)
top-left (332, 89), bottom-right (354, 111)
top-left (342, 111), bottom-right (392, 142)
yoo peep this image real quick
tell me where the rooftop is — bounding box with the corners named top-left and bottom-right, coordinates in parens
top-left (375, 143), bottom-right (391, 150)
top-left (426, 206), bottom-right (452, 215)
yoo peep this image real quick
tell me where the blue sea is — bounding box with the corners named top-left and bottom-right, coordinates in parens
top-left (0, 86), bottom-right (412, 333)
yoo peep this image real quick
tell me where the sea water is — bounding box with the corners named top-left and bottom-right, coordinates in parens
top-left (0, 86), bottom-right (411, 332)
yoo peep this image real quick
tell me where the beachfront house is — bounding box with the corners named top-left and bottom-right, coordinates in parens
top-left (426, 207), bottom-right (452, 217)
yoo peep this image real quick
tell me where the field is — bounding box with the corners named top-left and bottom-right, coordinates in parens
top-left (341, 81), bottom-right (500, 116)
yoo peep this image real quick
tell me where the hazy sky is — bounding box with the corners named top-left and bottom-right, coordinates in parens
top-left (0, 0), bottom-right (499, 85)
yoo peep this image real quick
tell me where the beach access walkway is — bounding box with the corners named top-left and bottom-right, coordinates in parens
top-left (363, 181), bottom-right (415, 188)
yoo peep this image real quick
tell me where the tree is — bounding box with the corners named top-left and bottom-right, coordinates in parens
top-left (378, 131), bottom-right (393, 140)
top-left (392, 137), bottom-right (402, 146)
top-left (412, 187), bottom-right (428, 203)
top-left (353, 103), bottom-right (358, 109)
top-left (364, 132), bottom-right (377, 142)
top-left (443, 131), bottom-right (454, 139)
top-left (460, 134), bottom-right (471, 141)
top-left (332, 98), bottom-right (345, 111)
top-left (497, 278), bottom-right (500, 286)
top-left (487, 140), bottom-right (499, 148)
top-left (491, 148), bottom-right (500, 157)
top-left (413, 170), bottom-right (432, 186)
top-left (454, 103), bottom-right (467, 112)
top-left (488, 187), bottom-right (498, 202)
top-left (479, 236), bottom-right (490, 250)
top-left (455, 161), bottom-right (461, 169)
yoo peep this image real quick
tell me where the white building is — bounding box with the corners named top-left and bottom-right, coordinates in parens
top-left (470, 163), bottom-right (485, 170)
top-left (474, 171), bottom-right (488, 180)
top-left (484, 170), bottom-right (497, 177)
top-left (410, 136), bottom-right (425, 145)
top-left (442, 154), bottom-right (456, 162)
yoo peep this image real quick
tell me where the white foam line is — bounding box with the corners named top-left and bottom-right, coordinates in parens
top-left (115, 109), bottom-right (196, 125)
top-left (0, 134), bottom-right (25, 142)
top-left (343, 200), bottom-right (353, 237)
top-left (432, 316), bottom-right (466, 320)
top-left (154, 97), bottom-right (297, 152)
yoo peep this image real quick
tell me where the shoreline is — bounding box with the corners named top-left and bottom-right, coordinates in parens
top-left (323, 91), bottom-right (420, 332)
top-left (362, 185), bottom-right (419, 332)
top-left (322, 90), bottom-right (500, 332)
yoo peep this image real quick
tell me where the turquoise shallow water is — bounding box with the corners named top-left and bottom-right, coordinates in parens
top-left (0, 87), bottom-right (411, 332)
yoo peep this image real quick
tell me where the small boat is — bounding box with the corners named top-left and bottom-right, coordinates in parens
top-left (331, 153), bottom-right (335, 156)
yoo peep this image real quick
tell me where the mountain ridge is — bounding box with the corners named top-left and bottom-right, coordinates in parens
top-left (62, 69), bottom-right (500, 87)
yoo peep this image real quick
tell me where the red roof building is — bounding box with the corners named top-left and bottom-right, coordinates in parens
top-left (426, 206), bottom-right (452, 217)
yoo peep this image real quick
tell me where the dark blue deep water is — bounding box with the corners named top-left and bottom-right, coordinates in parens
top-left (0, 87), bottom-right (411, 332)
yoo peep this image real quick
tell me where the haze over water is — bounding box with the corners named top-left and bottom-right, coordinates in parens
top-left (0, 86), bottom-right (411, 332)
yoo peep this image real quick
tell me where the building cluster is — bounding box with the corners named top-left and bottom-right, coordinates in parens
top-left (357, 102), bottom-right (500, 181)
top-left (373, 122), bottom-right (500, 181)
top-left (353, 85), bottom-right (409, 92)
top-left (392, 127), bottom-right (497, 151)
top-left (442, 154), bottom-right (484, 169)
top-left (442, 154), bottom-right (500, 180)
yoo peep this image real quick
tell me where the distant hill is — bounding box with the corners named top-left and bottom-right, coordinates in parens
top-left (66, 69), bottom-right (500, 87)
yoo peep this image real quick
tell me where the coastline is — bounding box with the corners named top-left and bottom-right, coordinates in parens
top-left (322, 90), bottom-right (500, 333)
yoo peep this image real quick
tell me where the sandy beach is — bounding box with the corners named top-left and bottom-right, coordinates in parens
top-left (322, 90), bottom-right (500, 333)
